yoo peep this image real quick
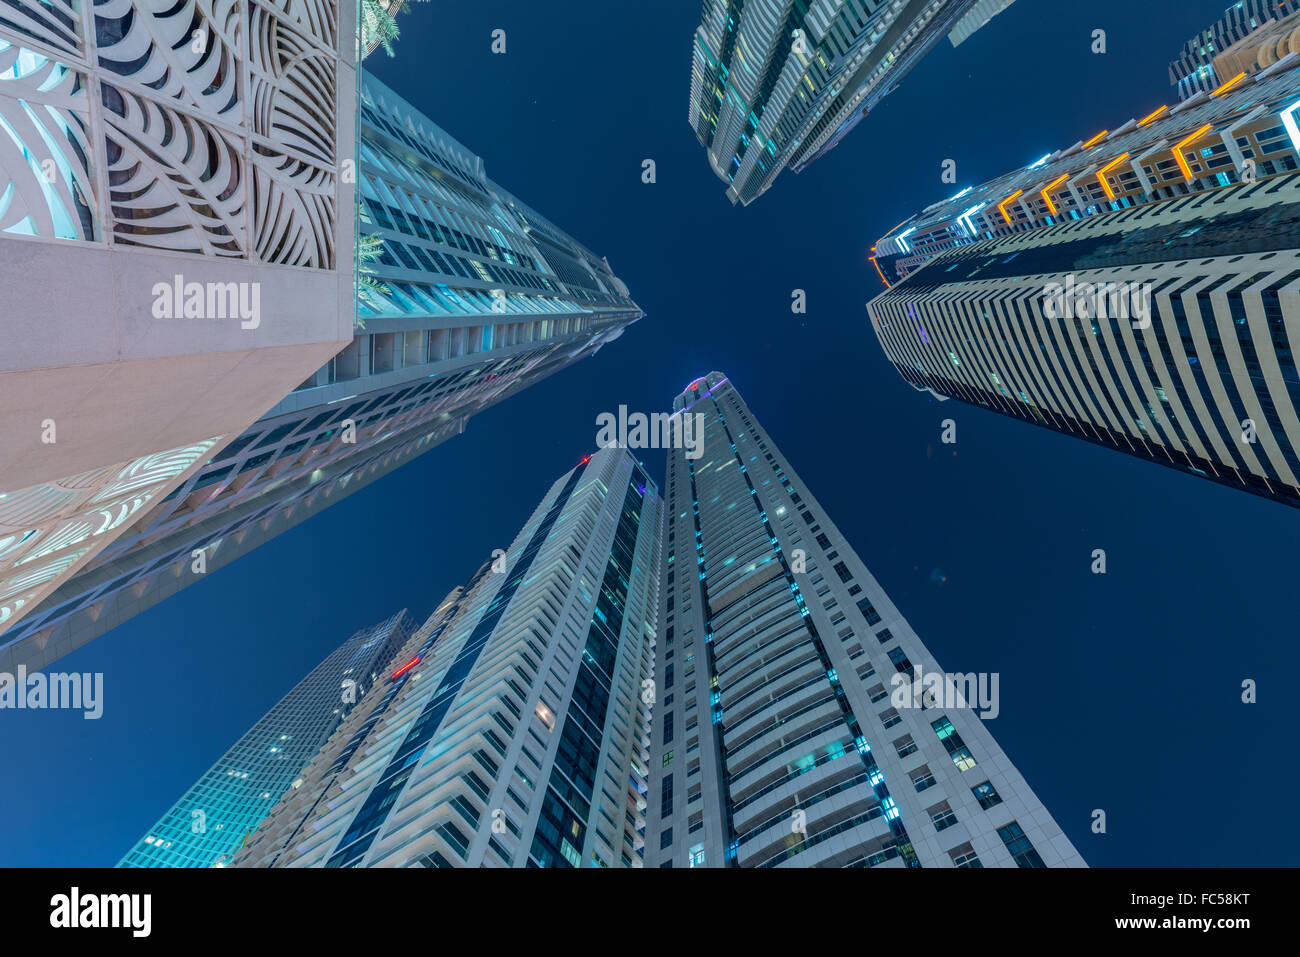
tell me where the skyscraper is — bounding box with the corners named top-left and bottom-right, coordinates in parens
top-left (644, 373), bottom-right (1082, 868)
top-left (689, 0), bottom-right (1015, 205)
top-left (0, 0), bottom-right (360, 643)
top-left (947, 0), bottom-right (1018, 48)
top-left (868, 54), bottom-right (1300, 507)
top-left (0, 72), bottom-right (643, 673)
top-left (235, 446), bottom-right (660, 868)
top-left (1168, 0), bottom-right (1298, 101)
top-left (117, 610), bottom-right (415, 868)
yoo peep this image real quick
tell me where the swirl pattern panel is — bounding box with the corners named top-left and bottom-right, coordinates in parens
top-left (1, 0), bottom-right (341, 263)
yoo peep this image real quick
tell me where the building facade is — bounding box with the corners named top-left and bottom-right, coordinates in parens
top-left (689, 0), bottom-right (1014, 205)
top-left (0, 73), bottom-right (643, 673)
top-left (117, 610), bottom-right (416, 868)
top-left (1169, 0), bottom-right (1298, 101)
top-left (236, 446), bottom-right (660, 868)
top-left (947, 0), bottom-right (1017, 48)
top-left (644, 373), bottom-right (1082, 868)
top-left (869, 56), bottom-right (1300, 507)
top-left (0, 0), bottom-right (361, 646)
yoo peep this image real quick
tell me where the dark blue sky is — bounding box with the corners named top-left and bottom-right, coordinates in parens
top-left (5, 0), bottom-right (1295, 867)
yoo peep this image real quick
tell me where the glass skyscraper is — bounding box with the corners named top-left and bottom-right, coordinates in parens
top-left (644, 373), bottom-right (1082, 868)
top-left (1, 72), bottom-right (643, 674)
top-left (117, 610), bottom-right (415, 868)
top-left (235, 446), bottom-right (660, 868)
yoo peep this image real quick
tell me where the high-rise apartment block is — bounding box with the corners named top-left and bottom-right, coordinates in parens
top-left (689, 0), bottom-right (1015, 204)
top-left (1169, 0), bottom-right (1299, 101)
top-left (869, 51), bottom-right (1300, 507)
top-left (948, 0), bottom-right (1017, 48)
top-left (117, 610), bottom-right (416, 868)
top-left (0, 0), bottom-right (360, 648)
top-left (644, 373), bottom-right (1083, 868)
top-left (236, 446), bottom-right (660, 868)
top-left (1, 72), bottom-right (642, 673)
top-left (173, 392), bottom-right (1082, 869)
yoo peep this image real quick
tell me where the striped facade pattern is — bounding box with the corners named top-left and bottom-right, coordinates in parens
top-left (237, 447), bottom-right (659, 868)
top-left (869, 174), bottom-right (1300, 507)
top-left (644, 373), bottom-right (1082, 868)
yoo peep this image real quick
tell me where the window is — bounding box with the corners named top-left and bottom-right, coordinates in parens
top-left (972, 780), bottom-right (1003, 810)
top-left (894, 735), bottom-right (917, 759)
top-left (534, 701), bottom-right (555, 732)
top-left (888, 646), bottom-right (914, 677)
top-left (688, 843), bottom-right (706, 868)
top-left (660, 828), bottom-right (673, 850)
top-left (875, 628), bottom-right (894, 645)
top-left (930, 802), bottom-right (957, 831)
top-left (933, 716), bottom-right (977, 771)
top-left (998, 821), bottom-right (1046, 868)
top-left (857, 598), bottom-right (882, 625)
top-left (833, 561), bottom-right (853, 583)
top-left (910, 766), bottom-right (936, 792)
top-left (949, 842), bottom-right (982, 868)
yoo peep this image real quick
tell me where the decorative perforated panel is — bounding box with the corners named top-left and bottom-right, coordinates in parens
top-left (0, 0), bottom-right (341, 266)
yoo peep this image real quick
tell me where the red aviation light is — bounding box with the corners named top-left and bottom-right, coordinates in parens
top-left (390, 656), bottom-right (420, 680)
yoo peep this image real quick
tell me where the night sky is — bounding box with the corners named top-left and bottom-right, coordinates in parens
top-left (4, 0), bottom-right (1296, 867)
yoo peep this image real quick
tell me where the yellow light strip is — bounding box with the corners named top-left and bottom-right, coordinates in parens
top-left (1212, 72), bottom-right (1246, 96)
top-left (1138, 105), bottom-right (1168, 127)
top-left (1081, 130), bottom-right (1109, 150)
top-left (1096, 153), bottom-right (1130, 200)
top-left (997, 190), bottom-right (1023, 224)
top-left (1173, 124), bottom-right (1213, 181)
top-left (1039, 175), bottom-right (1068, 215)
top-left (869, 256), bottom-right (891, 289)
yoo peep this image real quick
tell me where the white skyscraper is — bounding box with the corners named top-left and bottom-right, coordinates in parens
top-left (0, 0), bottom-right (359, 649)
top-left (645, 373), bottom-right (1083, 868)
top-left (868, 52), bottom-right (1300, 508)
top-left (236, 446), bottom-right (660, 868)
top-left (689, 0), bottom-right (1015, 205)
